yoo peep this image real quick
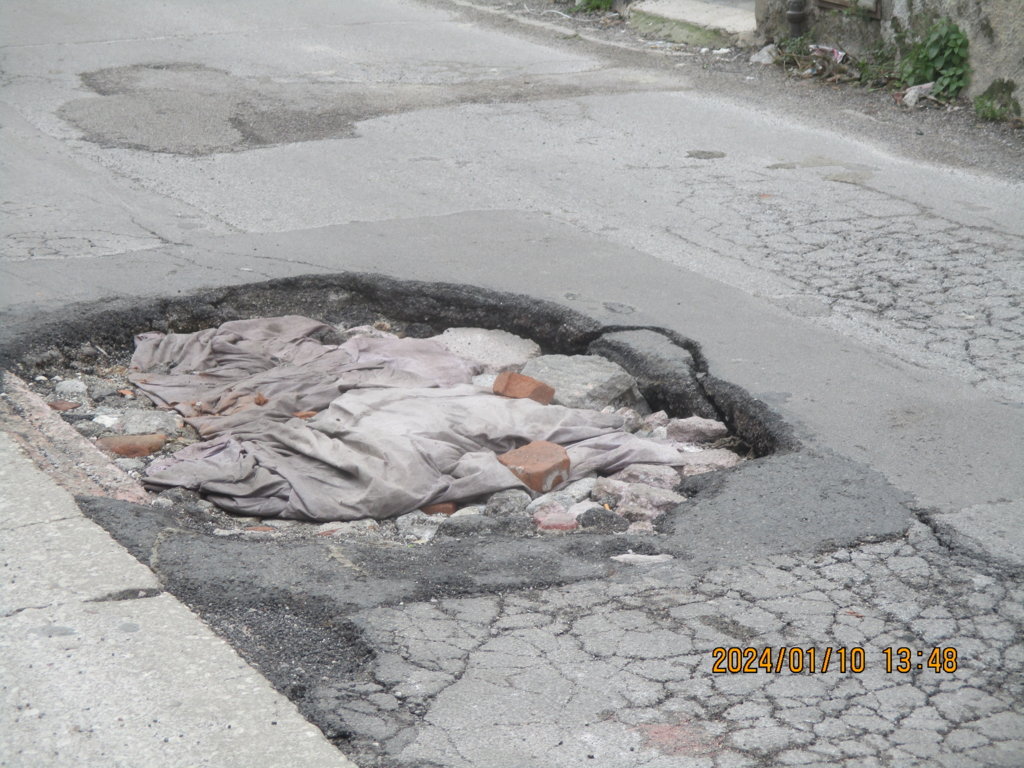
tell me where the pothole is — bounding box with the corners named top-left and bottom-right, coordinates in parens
top-left (0, 273), bottom-right (798, 761)
top-left (21, 313), bottom-right (748, 542)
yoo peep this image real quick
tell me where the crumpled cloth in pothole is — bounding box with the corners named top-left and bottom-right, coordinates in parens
top-left (129, 316), bottom-right (688, 521)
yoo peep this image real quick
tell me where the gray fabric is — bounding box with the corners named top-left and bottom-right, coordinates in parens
top-left (130, 316), bottom-right (688, 521)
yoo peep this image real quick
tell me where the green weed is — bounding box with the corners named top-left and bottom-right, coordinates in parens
top-left (899, 18), bottom-right (970, 100)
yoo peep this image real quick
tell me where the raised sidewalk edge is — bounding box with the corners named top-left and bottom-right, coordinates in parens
top-left (0, 431), bottom-right (358, 768)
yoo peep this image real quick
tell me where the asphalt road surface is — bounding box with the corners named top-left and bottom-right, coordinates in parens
top-left (1, 1), bottom-right (1022, 767)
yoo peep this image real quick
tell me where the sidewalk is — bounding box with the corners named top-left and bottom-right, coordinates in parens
top-left (0, 433), bottom-right (356, 768)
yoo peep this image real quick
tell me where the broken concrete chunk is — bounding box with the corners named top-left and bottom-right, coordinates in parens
top-left (563, 476), bottom-right (598, 502)
top-left (395, 511), bottom-right (441, 542)
top-left (96, 433), bottom-right (167, 457)
top-left (666, 416), bottom-right (729, 444)
top-left (492, 371), bottom-right (555, 405)
top-left (484, 489), bottom-right (532, 518)
top-left (532, 502), bottom-right (579, 531)
top-left (591, 477), bottom-right (685, 522)
top-left (497, 441), bottom-right (570, 492)
top-left (676, 448), bottom-right (742, 475)
top-left (616, 484), bottom-right (686, 522)
top-left (592, 477), bottom-right (630, 506)
top-left (430, 327), bottom-right (541, 373)
top-left (54, 378), bottom-right (89, 400)
top-left (122, 409), bottom-right (183, 435)
top-left (610, 463), bottom-right (680, 490)
top-left (520, 354), bottom-right (646, 411)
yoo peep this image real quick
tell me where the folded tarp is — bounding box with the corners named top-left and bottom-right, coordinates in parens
top-left (130, 316), bottom-right (686, 521)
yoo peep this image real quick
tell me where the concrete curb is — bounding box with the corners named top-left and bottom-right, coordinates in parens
top-left (628, 0), bottom-right (757, 47)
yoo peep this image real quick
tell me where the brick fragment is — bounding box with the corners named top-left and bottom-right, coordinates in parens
top-left (244, 525), bottom-right (276, 532)
top-left (497, 441), bottom-right (570, 493)
top-left (293, 410), bottom-right (317, 419)
top-left (47, 400), bottom-right (82, 411)
top-left (422, 502), bottom-right (457, 516)
top-left (492, 371), bottom-right (555, 405)
top-left (95, 433), bottom-right (167, 458)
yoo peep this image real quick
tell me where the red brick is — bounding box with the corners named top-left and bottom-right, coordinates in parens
top-left (492, 371), bottom-right (555, 405)
top-left (497, 441), bottom-right (570, 493)
top-left (422, 502), bottom-right (457, 516)
top-left (244, 525), bottom-right (276, 532)
top-left (95, 433), bottom-right (167, 458)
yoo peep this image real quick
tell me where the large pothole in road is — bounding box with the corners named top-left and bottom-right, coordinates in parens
top-left (0, 273), bottom-right (798, 763)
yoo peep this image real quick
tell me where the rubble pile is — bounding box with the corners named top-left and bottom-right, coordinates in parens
top-left (29, 318), bottom-right (747, 542)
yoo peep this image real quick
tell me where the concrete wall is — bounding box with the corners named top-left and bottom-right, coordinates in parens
top-left (755, 0), bottom-right (1024, 100)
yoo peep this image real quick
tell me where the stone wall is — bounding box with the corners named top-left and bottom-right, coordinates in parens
top-left (754, 0), bottom-right (1023, 100)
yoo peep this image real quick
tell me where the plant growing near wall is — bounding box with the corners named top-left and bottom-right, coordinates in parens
top-left (973, 79), bottom-right (1021, 123)
top-left (899, 18), bottom-right (970, 100)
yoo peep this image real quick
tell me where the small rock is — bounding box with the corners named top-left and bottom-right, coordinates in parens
top-left (750, 43), bottom-right (778, 65)
top-left (452, 505), bottom-right (485, 517)
top-left (88, 382), bottom-right (120, 401)
top-left (395, 511), bottom-right (441, 542)
top-left (592, 478), bottom-right (684, 521)
top-left (497, 441), bottom-right (570, 492)
top-left (521, 355), bottom-right (646, 411)
top-left (47, 400), bottom-right (82, 412)
top-left (213, 528), bottom-right (243, 537)
top-left (492, 371), bottom-right (555, 405)
top-left (122, 409), bottom-right (183, 435)
top-left (74, 421), bottom-right (105, 438)
top-left (525, 491), bottom-right (575, 517)
top-left (563, 476), bottom-right (598, 502)
top-left (114, 458), bottom-right (145, 473)
top-left (92, 414), bottom-right (120, 429)
top-left (96, 433), bottom-right (167, 458)
top-left (430, 327), bottom-right (541, 373)
top-left (484, 489), bottom-right (532, 518)
top-left (611, 464), bottom-right (680, 490)
top-left (54, 379), bottom-right (89, 400)
top-left (615, 407), bottom-right (644, 432)
top-left (244, 525), bottom-right (277, 533)
top-left (592, 477), bottom-right (629, 506)
top-left (611, 553), bottom-right (674, 564)
top-left (617, 483), bottom-right (686, 522)
top-left (641, 411), bottom-right (670, 430)
top-left (677, 448), bottom-right (742, 475)
top-left (577, 506), bottom-right (630, 533)
top-left (666, 416), bottom-right (729, 444)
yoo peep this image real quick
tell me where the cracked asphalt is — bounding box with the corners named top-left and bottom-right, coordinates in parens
top-left (343, 522), bottom-right (1023, 767)
top-left (2, 0), bottom-right (1023, 766)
